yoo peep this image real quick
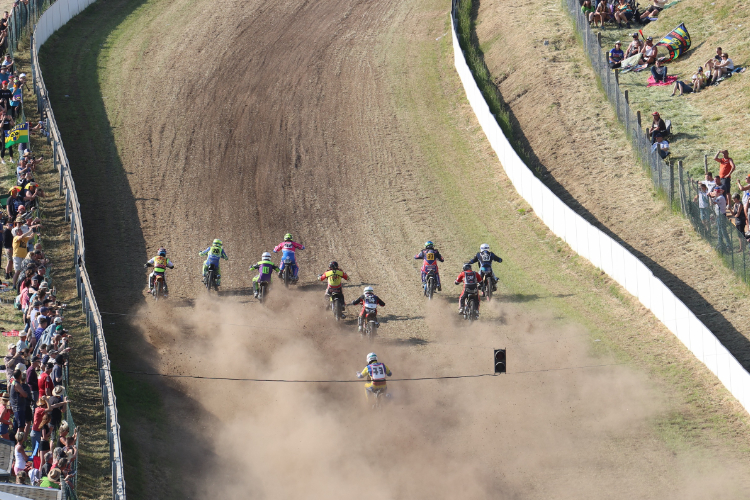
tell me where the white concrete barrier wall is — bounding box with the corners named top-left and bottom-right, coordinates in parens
top-left (450, 15), bottom-right (750, 412)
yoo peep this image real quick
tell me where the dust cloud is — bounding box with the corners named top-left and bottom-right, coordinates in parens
top-left (128, 291), bottom-right (744, 499)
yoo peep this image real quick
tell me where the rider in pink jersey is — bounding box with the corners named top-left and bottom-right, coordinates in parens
top-left (273, 233), bottom-right (305, 281)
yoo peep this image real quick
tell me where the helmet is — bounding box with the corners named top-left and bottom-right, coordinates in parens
top-left (480, 243), bottom-right (490, 252)
top-left (158, 248), bottom-right (167, 257)
top-left (262, 252), bottom-right (271, 261)
top-left (364, 286), bottom-right (374, 294)
top-left (329, 261), bottom-right (339, 270)
top-left (212, 239), bottom-right (223, 247)
top-left (284, 233), bottom-right (293, 241)
top-left (425, 241), bottom-right (434, 249)
top-left (366, 352), bottom-right (378, 363)
top-left (463, 263), bottom-right (472, 271)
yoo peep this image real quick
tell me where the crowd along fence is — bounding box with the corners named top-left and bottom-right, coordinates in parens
top-left (449, 0), bottom-right (750, 414)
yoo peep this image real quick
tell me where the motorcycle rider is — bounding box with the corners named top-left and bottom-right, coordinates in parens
top-left (249, 252), bottom-right (280, 298)
top-left (145, 247), bottom-right (174, 296)
top-left (198, 239), bottom-right (229, 288)
top-left (318, 261), bottom-right (349, 315)
top-left (455, 263), bottom-right (482, 315)
top-left (467, 243), bottom-right (503, 293)
top-left (356, 352), bottom-right (392, 401)
top-left (414, 241), bottom-right (444, 291)
top-left (351, 286), bottom-right (386, 332)
top-left (273, 233), bottom-right (304, 282)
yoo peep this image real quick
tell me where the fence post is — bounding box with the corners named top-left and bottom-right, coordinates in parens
top-left (614, 69), bottom-right (619, 86)
top-left (704, 154), bottom-right (708, 174)
top-left (678, 161), bottom-right (686, 215)
top-left (636, 110), bottom-right (641, 129)
top-left (669, 161), bottom-right (675, 206)
top-left (624, 89), bottom-right (629, 105)
top-left (597, 32), bottom-right (602, 47)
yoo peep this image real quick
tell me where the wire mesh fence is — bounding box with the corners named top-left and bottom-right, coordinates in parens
top-left (563, 0), bottom-right (750, 285)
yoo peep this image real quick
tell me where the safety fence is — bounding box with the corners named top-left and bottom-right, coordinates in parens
top-left (562, 0), bottom-right (750, 286)
top-left (449, 0), bottom-right (750, 414)
top-left (20, 0), bottom-right (125, 498)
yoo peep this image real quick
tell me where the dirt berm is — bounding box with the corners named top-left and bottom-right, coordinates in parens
top-left (41, 0), bottom-right (750, 497)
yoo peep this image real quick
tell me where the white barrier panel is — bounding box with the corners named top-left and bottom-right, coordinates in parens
top-left (449, 13), bottom-right (750, 415)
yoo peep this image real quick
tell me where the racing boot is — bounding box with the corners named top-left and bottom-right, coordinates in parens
top-left (358, 317), bottom-right (363, 332)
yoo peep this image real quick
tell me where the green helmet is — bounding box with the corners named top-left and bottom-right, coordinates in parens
top-left (213, 239), bottom-right (223, 247)
top-left (424, 241), bottom-right (434, 249)
top-left (284, 233), bottom-right (293, 241)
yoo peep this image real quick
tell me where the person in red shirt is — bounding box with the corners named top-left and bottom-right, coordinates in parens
top-left (714, 149), bottom-right (736, 204)
top-left (454, 263), bottom-right (483, 314)
top-left (37, 363), bottom-right (53, 398)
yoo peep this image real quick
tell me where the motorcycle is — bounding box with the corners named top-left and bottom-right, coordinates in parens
top-left (281, 257), bottom-right (296, 287)
top-left (257, 280), bottom-right (269, 304)
top-left (362, 306), bottom-right (379, 339)
top-left (152, 275), bottom-right (165, 302)
top-left (205, 263), bottom-right (218, 292)
top-left (462, 287), bottom-right (480, 323)
top-left (479, 266), bottom-right (495, 301)
top-left (423, 270), bottom-right (438, 300)
top-left (329, 291), bottom-right (345, 321)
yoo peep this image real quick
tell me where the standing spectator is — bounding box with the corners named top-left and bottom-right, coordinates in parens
top-left (51, 355), bottom-right (65, 388)
top-left (715, 149), bottom-right (735, 203)
top-left (12, 224), bottom-right (35, 285)
top-left (0, 109), bottom-right (14, 163)
top-left (6, 186), bottom-right (21, 220)
top-left (0, 80), bottom-right (11, 110)
top-left (704, 171), bottom-right (717, 192)
top-left (4, 344), bottom-right (18, 380)
top-left (13, 431), bottom-right (29, 476)
top-left (9, 368), bottom-right (28, 437)
top-left (710, 185), bottom-right (730, 252)
top-left (625, 32), bottom-right (642, 59)
top-left (609, 41), bottom-right (624, 69)
top-left (650, 58), bottom-right (668, 82)
top-left (694, 182), bottom-right (711, 232)
top-left (26, 356), bottom-right (40, 405)
top-left (47, 386), bottom-right (67, 433)
top-left (0, 393), bottom-right (11, 440)
top-left (3, 219), bottom-right (12, 279)
top-left (648, 111), bottom-right (667, 144)
top-left (37, 362), bottom-right (53, 398)
top-left (1, 54), bottom-right (13, 73)
top-left (731, 193), bottom-right (746, 251)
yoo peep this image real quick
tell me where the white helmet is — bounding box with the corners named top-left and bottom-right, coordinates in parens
top-left (262, 252), bottom-right (271, 260)
top-left (366, 352), bottom-right (378, 363)
top-left (480, 243), bottom-right (490, 252)
top-left (364, 286), bottom-right (374, 294)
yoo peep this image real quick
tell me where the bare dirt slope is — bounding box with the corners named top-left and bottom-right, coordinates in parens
top-left (40, 0), bottom-right (750, 497)
top-left (475, 0), bottom-right (750, 368)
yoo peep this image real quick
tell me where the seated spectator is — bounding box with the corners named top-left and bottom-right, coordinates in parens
top-left (609, 41), bottom-right (625, 69)
top-left (640, 37), bottom-right (658, 65)
top-left (581, 0), bottom-right (595, 22)
top-left (613, 0), bottom-right (634, 28)
top-left (715, 149), bottom-right (735, 202)
top-left (15, 469), bottom-right (28, 485)
top-left (591, 0), bottom-right (610, 27)
top-left (712, 52), bottom-right (734, 82)
top-left (30, 119), bottom-right (47, 137)
top-left (640, 0), bottom-right (668, 21)
top-left (625, 32), bottom-right (642, 59)
top-left (648, 111), bottom-right (667, 144)
top-left (651, 135), bottom-right (670, 159)
top-left (650, 57), bottom-right (668, 82)
top-left (671, 78), bottom-right (694, 96)
top-left (692, 67), bottom-right (707, 91)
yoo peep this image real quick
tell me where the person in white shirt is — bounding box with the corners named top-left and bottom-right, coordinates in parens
top-left (694, 182), bottom-right (711, 231)
top-left (710, 185), bottom-right (730, 251)
top-left (713, 53), bottom-right (734, 81)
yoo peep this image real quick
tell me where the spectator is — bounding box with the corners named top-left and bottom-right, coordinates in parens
top-left (16, 330), bottom-right (28, 352)
top-left (704, 171), bottom-right (717, 192)
top-left (710, 185), bottom-right (731, 252)
top-left (640, 36), bottom-right (658, 65)
top-left (581, 0), bottom-right (595, 22)
top-left (4, 343), bottom-right (18, 380)
top-left (6, 186), bottom-right (22, 220)
top-left (0, 80), bottom-right (11, 110)
top-left (639, 0), bottom-right (667, 21)
top-left (591, 0), bottom-right (610, 27)
top-left (715, 149), bottom-right (735, 203)
top-left (12, 224), bottom-right (36, 285)
top-left (39, 451), bottom-right (52, 479)
top-left (3, 219), bottom-right (12, 279)
top-left (47, 386), bottom-right (67, 432)
top-left (37, 362), bottom-right (53, 398)
top-left (63, 434), bottom-right (77, 462)
top-left (609, 41), bottom-right (624, 69)
top-left (39, 467), bottom-right (61, 489)
top-left (0, 392), bottom-right (10, 440)
top-left (694, 181), bottom-right (711, 232)
top-left (651, 135), bottom-right (669, 159)
top-left (650, 57), bottom-right (668, 82)
top-left (13, 431), bottom-right (29, 475)
top-left (0, 110), bottom-right (13, 163)
top-left (26, 356), bottom-right (40, 406)
top-left (15, 470), bottom-right (28, 485)
top-left (613, 0), bottom-right (634, 28)
top-left (732, 193), bottom-right (746, 251)
top-left (34, 316), bottom-right (47, 347)
top-left (9, 368), bottom-right (28, 437)
top-left (648, 111), bottom-right (667, 144)
top-left (625, 32), bottom-right (642, 59)
top-left (1, 54), bottom-right (13, 73)
top-left (52, 355), bottom-right (65, 388)
top-left (712, 52), bottom-right (734, 82)
top-left (692, 67), bottom-right (707, 92)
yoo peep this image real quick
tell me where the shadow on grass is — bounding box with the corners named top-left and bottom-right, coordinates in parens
top-left (39, 0), bottom-right (214, 497)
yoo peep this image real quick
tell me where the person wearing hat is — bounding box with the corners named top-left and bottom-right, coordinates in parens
top-left (39, 467), bottom-right (62, 490)
top-left (609, 41), bottom-right (624, 69)
top-left (648, 111), bottom-right (666, 144)
top-left (640, 36), bottom-right (658, 65)
top-left (15, 330), bottom-right (29, 352)
top-left (47, 385), bottom-right (67, 432)
top-left (625, 32), bottom-right (642, 59)
top-left (4, 343), bottom-right (17, 381)
top-left (5, 186), bottom-right (21, 221)
top-left (0, 392), bottom-right (10, 439)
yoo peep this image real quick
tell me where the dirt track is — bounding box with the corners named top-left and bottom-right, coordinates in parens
top-left (40, 0), bottom-right (750, 497)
